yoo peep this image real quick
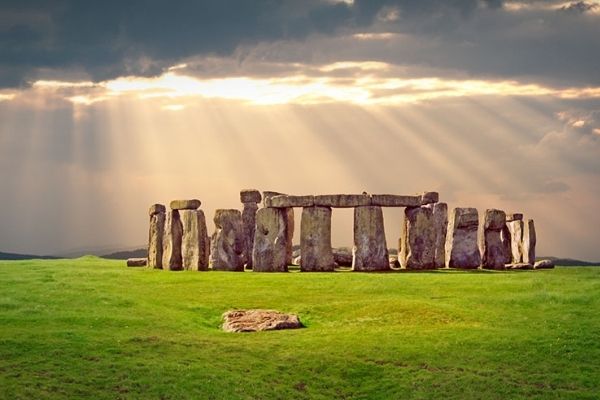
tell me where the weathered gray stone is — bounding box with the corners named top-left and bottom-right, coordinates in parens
top-left (262, 191), bottom-right (284, 207)
top-left (446, 208), bottom-right (481, 269)
top-left (480, 209), bottom-right (510, 269)
top-left (506, 262), bottom-right (533, 270)
top-left (240, 189), bottom-right (262, 204)
top-left (400, 206), bottom-right (435, 269)
top-left (148, 211), bottom-right (165, 269)
top-left (534, 259), bottom-right (555, 269)
top-left (506, 213), bottom-right (523, 222)
top-left (507, 220), bottom-right (524, 263)
top-left (169, 199), bottom-right (201, 210)
top-left (210, 209), bottom-right (245, 271)
top-left (370, 194), bottom-right (421, 207)
top-left (241, 202), bottom-right (259, 268)
top-left (420, 191), bottom-right (439, 205)
top-left (149, 203), bottom-right (166, 216)
top-left (127, 258), bottom-right (147, 267)
top-left (523, 219), bottom-right (536, 265)
top-left (389, 255), bottom-right (400, 269)
top-left (314, 194), bottom-right (371, 208)
top-left (333, 247), bottom-right (353, 267)
top-left (162, 211), bottom-right (183, 271)
top-left (222, 310), bottom-right (302, 332)
top-left (179, 209), bottom-right (210, 271)
top-left (284, 208), bottom-right (294, 266)
top-left (352, 206), bottom-right (389, 271)
top-left (266, 195), bottom-right (314, 208)
top-left (425, 202), bottom-right (448, 268)
top-left (292, 255), bottom-right (301, 265)
top-left (300, 206), bottom-right (335, 271)
top-left (252, 208), bottom-right (288, 272)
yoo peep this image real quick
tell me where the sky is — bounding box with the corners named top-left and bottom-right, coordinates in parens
top-left (1, 0), bottom-right (599, 260)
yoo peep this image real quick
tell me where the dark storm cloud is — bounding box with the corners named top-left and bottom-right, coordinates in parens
top-left (1, 0), bottom-right (600, 88)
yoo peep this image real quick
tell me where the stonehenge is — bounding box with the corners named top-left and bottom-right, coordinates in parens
top-left (147, 190), bottom-right (543, 272)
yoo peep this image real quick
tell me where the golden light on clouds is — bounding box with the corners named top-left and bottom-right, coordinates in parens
top-left (7, 61), bottom-right (600, 109)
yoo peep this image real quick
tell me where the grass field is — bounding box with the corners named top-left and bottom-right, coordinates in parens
top-left (1, 257), bottom-right (599, 399)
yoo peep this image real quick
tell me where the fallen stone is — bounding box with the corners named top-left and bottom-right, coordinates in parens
top-left (170, 199), bottom-right (201, 210)
top-left (252, 208), bottom-right (288, 272)
top-left (127, 258), bottom-right (147, 267)
top-left (420, 191), bottom-right (439, 205)
top-left (446, 208), bottom-right (481, 269)
top-left (148, 210), bottom-right (165, 269)
top-left (523, 219), bottom-right (536, 265)
top-left (333, 247), bottom-right (353, 267)
top-left (353, 206), bottom-right (389, 271)
top-left (266, 195), bottom-right (314, 208)
top-left (162, 210), bottom-right (183, 271)
top-left (314, 194), bottom-right (371, 208)
top-left (400, 206), bottom-right (435, 269)
top-left (222, 310), bottom-right (302, 332)
top-left (210, 209), bottom-right (245, 271)
top-left (480, 209), bottom-right (510, 270)
top-left (506, 262), bottom-right (533, 270)
top-left (242, 202), bottom-right (259, 268)
top-left (240, 189), bottom-right (262, 204)
top-left (507, 220), bottom-right (524, 263)
top-left (149, 203), bottom-right (166, 216)
top-left (534, 259), bottom-right (555, 269)
top-left (370, 194), bottom-right (421, 207)
top-left (179, 209), bottom-right (210, 271)
top-left (425, 202), bottom-right (448, 268)
top-left (300, 206), bottom-right (335, 271)
top-left (506, 213), bottom-right (523, 222)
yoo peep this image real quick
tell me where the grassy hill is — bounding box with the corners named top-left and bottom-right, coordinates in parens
top-left (0, 258), bottom-right (598, 399)
top-left (0, 251), bottom-right (60, 260)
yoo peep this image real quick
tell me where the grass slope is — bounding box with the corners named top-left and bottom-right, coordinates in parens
top-left (0, 257), bottom-right (598, 399)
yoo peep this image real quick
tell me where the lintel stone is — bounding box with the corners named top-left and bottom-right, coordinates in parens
top-left (370, 194), bottom-right (421, 207)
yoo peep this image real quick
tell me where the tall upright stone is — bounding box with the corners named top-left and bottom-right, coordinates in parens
top-left (400, 206), bottom-right (435, 269)
top-left (480, 209), bottom-right (510, 269)
top-left (263, 191), bottom-right (294, 266)
top-left (162, 210), bottom-right (183, 271)
top-left (506, 216), bottom-right (524, 263)
top-left (425, 202), bottom-right (448, 268)
top-left (252, 208), bottom-right (288, 272)
top-left (179, 209), bottom-right (210, 271)
top-left (148, 204), bottom-right (166, 269)
top-left (523, 219), bottom-right (536, 265)
top-left (300, 206), bottom-right (335, 272)
top-left (352, 206), bottom-right (389, 271)
top-left (240, 189), bottom-right (262, 268)
top-left (446, 208), bottom-right (481, 269)
top-left (210, 209), bottom-right (245, 271)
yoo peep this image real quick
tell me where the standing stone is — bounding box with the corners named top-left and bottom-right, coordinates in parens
top-left (148, 204), bottom-right (166, 269)
top-left (162, 210), bottom-right (183, 271)
top-left (179, 209), bottom-right (210, 271)
top-left (400, 206), bottom-right (435, 269)
top-left (252, 208), bottom-right (288, 272)
top-left (210, 209), bottom-right (245, 271)
top-left (262, 191), bottom-right (294, 265)
top-left (480, 209), bottom-right (510, 269)
top-left (241, 202), bottom-right (259, 268)
top-left (523, 219), bottom-right (536, 265)
top-left (507, 219), bottom-right (524, 263)
top-left (425, 202), bottom-right (448, 268)
top-left (300, 206), bottom-right (335, 271)
top-left (352, 206), bottom-right (389, 271)
top-left (446, 208), bottom-right (481, 269)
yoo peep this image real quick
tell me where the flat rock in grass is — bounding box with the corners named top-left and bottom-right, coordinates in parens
top-left (127, 258), bottom-right (147, 267)
top-left (222, 310), bottom-right (302, 332)
top-left (506, 262), bottom-right (533, 270)
top-left (534, 259), bottom-right (555, 269)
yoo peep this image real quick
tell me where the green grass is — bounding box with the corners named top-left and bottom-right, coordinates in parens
top-left (1, 257), bottom-right (599, 399)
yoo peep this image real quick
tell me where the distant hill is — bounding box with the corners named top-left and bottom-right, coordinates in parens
top-left (539, 257), bottom-right (599, 267)
top-left (101, 248), bottom-right (147, 260)
top-left (0, 251), bottom-right (60, 260)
